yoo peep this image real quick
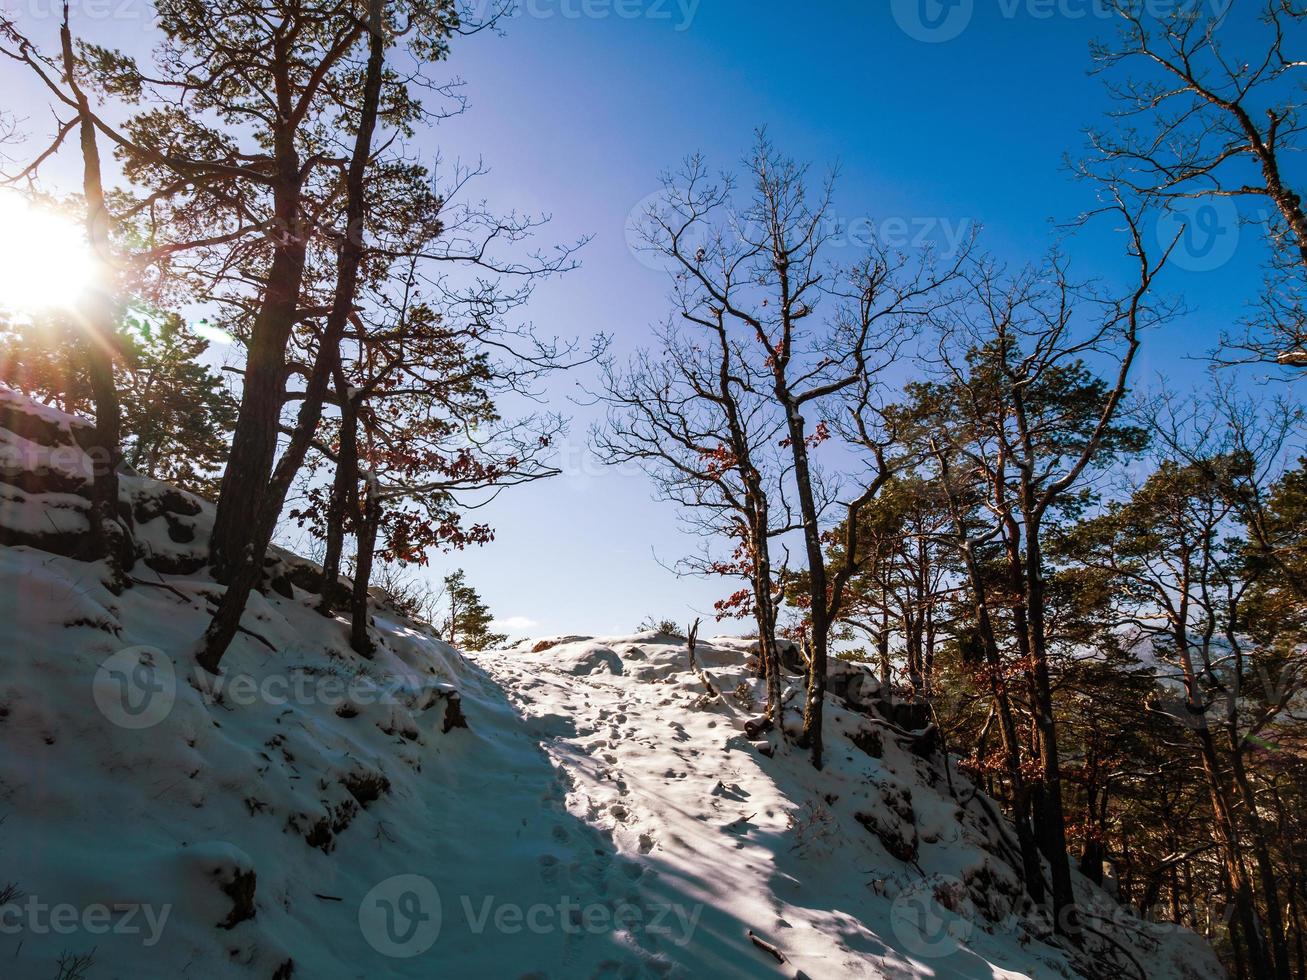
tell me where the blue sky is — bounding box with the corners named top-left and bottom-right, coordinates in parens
top-left (412, 0), bottom-right (1276, 638)
top-left (0, 0), bottom-right (1286, 638)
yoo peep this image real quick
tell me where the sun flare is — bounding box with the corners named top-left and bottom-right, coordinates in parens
top-left (0, 192), bottom-right (99, 315)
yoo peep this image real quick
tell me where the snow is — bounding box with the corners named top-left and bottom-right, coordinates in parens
top-left (0, 385), bottom-right (89, 434)
top-left (0, 389), bottom-right (1226, 979)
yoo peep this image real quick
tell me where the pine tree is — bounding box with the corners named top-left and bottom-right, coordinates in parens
top-left (437, 570), bottom-right (507, 651)
top-left (0, 311), bottom-right (84, 413)
top-left (0, 310), bottom-right (237, 497)
top-left (117, 313), bottom-right (238, 497)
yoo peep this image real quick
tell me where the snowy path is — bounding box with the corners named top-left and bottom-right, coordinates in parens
top-left (472, 641), bottom-right (826, 978)
top-left (473, 638), bottom-right (1008, 979)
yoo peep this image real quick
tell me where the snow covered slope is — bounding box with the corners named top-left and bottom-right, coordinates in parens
top-left (0, 389), bottom-right (1225, 979)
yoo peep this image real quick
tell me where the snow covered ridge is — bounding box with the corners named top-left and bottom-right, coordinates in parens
top-left (0, 390), bottom-right (1224, 979)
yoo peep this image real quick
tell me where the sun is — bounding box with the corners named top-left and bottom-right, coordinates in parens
top-left (0, 191), bottom-right (100, 315)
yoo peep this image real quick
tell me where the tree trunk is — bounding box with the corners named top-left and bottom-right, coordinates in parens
top-left (958, 542), bottom-right (1047, 907)
top-left (1173, 618), bottom-right (1274, 979)
top-left (209, 183), bottom-right (307, 579)
top-left (748, 512), bottom-right (784, 733)
top-left (1288, 859), bottom-right (1305, 980)
top-left (904, 605), bottom-right (923, 697)
top-left (61, 16), bottom-right (131, 590)
top-left (877, 599), bottom-right (891, 690)
top-left (934, 442), bottom-right (1046, 907)
top-left (198, 0), bottom-right (386, 672)
top-left (350, 475), bottom-right (380, 657)
top-left (317, 361), bottom-right (358, 616)
top-left (1022, 526), bottom-right (1079, 940)
top-left (1198, 725), bottom-right (1271, 978)
top-left (1228, 744), bottom-right (1291, 980)
top-left (1078, 782), bottom-right (1107, 887)
top-left (783, 403), bottom-right (830, 769)
top-left (1221, 613), bottom-right (1292, 980)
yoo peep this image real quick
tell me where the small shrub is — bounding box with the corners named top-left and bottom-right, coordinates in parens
top-left (341, 769), bottom-right (391, 808)
top-left (638, 616), bottom-right (684, 638)
top-left (53, 950), bottom-right (96, 980)
top-left (731, 681), bottom-right (756, 711)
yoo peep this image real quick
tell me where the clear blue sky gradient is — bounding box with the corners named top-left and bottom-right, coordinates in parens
top-left (0, 0), bottom-right (1286, 638)
top-left (419, 0), bottom-right (1277, 638)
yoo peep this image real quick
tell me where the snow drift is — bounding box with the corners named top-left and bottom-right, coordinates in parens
top-left (0, 387), bottom-right (1224, 978)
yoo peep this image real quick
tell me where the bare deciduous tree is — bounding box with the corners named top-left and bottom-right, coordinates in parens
top-left (594, 318), bottom-right (790, 731)
top-left (1086, 0), bottom-right (1307, 370)
top-left (622, 135), bottom-right (968, 768)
